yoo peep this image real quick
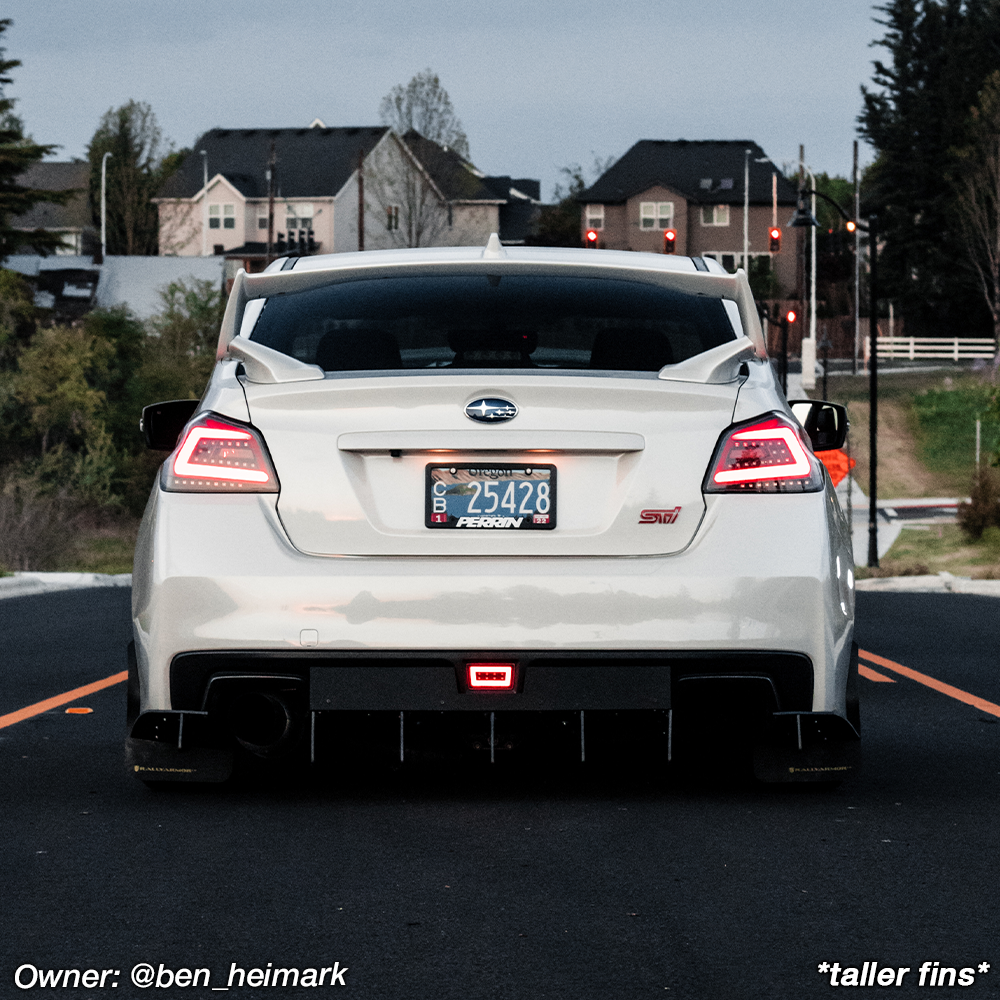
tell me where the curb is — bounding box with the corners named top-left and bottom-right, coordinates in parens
top-left (0, 572), bottom-right (133, 600)
top-left (855, 572), bottom-right (1000, 596)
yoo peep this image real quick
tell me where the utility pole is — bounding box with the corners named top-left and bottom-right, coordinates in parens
top-left (266, 140), bottom-right (276, 265)
top-left (867, 215), bottom-right (880, 569)
top-left (200, 150), bottom-right (208, 257)
top-left (357, 148), bottom-right (365, 252)
top-left (853, 140), bottom-right (860, 375)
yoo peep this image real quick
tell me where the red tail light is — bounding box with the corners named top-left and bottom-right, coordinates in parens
top-left (704, 413), bottom-right (824, 493)
top-left (163, 414), bottom-right (279, 493)
top-left (467, 663), bottom-right (515, 690)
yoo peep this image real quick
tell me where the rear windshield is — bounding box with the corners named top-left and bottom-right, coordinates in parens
top-left (249, 273), bottom-right (736, 373)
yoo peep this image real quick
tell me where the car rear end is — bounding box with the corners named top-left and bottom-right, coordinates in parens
top-left (128, 244), bottom-right (857, 784)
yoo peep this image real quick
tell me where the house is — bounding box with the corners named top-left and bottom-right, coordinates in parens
top-left (577, 140), bottom-right (799, 292)
top-left (12, 161), bottom-right (97, 256)
top-left (154, 124), bottom-right (536, 266)
top-left (4, 253), bottom-right (101, 318)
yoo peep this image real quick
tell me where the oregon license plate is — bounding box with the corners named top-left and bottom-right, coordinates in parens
top-left (425, 464), bottom-right (556, 529)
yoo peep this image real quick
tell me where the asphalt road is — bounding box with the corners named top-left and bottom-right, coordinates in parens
top-left (1, 588), bottom-right (998, 998)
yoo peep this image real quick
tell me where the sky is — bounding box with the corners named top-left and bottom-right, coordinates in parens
top-left (5, 0), bottom-right (882, 199)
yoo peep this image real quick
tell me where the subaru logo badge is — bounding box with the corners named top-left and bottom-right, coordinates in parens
top-left (465, 398), bottom-right (518, 423)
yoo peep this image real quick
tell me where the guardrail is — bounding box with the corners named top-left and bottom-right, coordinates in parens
top-left (864, 336), bottom-right (996, 361)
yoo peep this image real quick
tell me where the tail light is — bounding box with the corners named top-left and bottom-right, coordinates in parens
top-left (162, 413), bottom-right (279, 493)
top-left (703, 413), bottom-right (824, 493)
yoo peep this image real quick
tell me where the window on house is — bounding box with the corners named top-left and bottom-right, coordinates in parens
top-left (209, 204), bottom-right (235, 229)
top-left (285, 203), bottom-right (315, 231)
top-left (640, 201), bottom-right (674, 230)
top-left (586, 204), bottom-right (604, 230)
top-left (258, 217), bottom-right (268, 230)
top-left (387, 205), bottom-right (400, 231)
top-left (701, 204), bottom-right (730, 226)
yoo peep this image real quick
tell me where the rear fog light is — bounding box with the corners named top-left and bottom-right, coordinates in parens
top-left (467, 663), bottom-right (515, 690)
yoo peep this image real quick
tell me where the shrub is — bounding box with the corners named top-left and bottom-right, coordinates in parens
top-left (0, 476), bottom-right (82, 572)
top-left (957, 468), bottom-right (1000, 539)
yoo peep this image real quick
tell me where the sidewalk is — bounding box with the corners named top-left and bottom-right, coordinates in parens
top-left (0, 571), bottom-right (132, 600)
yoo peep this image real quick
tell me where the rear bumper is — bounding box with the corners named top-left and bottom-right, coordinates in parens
top-left (132, 485), bottom-right (855, 716)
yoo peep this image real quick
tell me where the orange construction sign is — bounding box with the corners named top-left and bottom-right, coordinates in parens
top-left (815, 448), bottom-right (856, 487)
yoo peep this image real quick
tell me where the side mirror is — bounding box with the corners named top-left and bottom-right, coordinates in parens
top-left (140, 399), bottom-right (200, 451)
top-left (788, 399), bottom-right (849, 451)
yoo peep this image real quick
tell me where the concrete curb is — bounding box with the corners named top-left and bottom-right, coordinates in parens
top-left (855, 572), bottom-right (1000, 596)
top-left (0, 572), bottom-right (133, 600)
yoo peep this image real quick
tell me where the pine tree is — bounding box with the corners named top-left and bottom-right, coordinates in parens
top-left (858, 0), bottom-right (1000, 335)
top-left (0, 18), bottom-right (73, 261)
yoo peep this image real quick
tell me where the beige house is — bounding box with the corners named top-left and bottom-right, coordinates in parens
top-left (154, 123), bottom-right (533, 268)
top-left (578, 140), bottom-right (800, 294)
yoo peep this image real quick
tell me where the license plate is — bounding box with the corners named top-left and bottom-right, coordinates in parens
top-left (425, 464), bottom-right (556, 529)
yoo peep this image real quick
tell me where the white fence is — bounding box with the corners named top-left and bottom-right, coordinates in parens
top-left (863, 336), bottom-right (996, 361)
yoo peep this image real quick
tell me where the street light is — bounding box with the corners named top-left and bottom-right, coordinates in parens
top-left (742, 150), bottom-right (770, 272)
top-left (789, 190), bottom-right (880, 568)
top-left (100, 151), bottom-right (111, 261)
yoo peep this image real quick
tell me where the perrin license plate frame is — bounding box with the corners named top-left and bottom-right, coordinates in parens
top-left (425, 463), bottom-right (556, 529)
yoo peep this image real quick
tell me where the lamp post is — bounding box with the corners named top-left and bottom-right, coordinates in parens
top-left (100, 151), bottom-right (111, 261)
top-left (200, 150), bottom-right (208, 256)
top-left (742, 149), bottom-right (770, 271)
top-left (788, 190), bottom-right (880, 568)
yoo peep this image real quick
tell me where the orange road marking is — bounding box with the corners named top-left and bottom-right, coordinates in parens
top-left (859, 649), bottom-right (1000, 718)
top-left (0, 671), bottom-right (127, 730)
top-left (859, 663), bottom-right (895, 683)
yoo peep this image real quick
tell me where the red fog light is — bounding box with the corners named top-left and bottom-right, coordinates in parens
top-left (467, 663), bottom-right (515, 690)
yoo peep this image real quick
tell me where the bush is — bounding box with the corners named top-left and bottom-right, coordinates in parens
top-left (0, 476), bottom-right (82, 572)
top-left (957, 468), bottom-right (1000, 539)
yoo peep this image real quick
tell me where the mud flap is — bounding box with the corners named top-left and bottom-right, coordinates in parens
top-left (127, 736), bottom-right (234, 783)
top-left (753, 711), bottom-right (860, 783)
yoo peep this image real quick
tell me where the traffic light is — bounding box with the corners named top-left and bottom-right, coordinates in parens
top-left (585, 229), bottom-right (599, 248)
top-left (786, 309), bottom-right (797, 325)
top-left (663, 228), bottom-right (677, 253)
top-left (769, 227), bottom-right (781, 253)
top-left (846, 220), bottom-right (857, 233)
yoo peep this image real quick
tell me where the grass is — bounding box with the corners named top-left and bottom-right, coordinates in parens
top-left (817, 369), bottom-right (999, 499)
top-left (857, 523), bottom-right (1000, 579)
top-left (54, 518), bottom-right (139, 575)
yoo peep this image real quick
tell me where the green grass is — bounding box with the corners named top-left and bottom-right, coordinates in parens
top-left (856, 523), bottom-right (1000, 579)
top-left (911, 381), bottom-right (999, 482)
top-left (55, 523), bottom-right (138, 575)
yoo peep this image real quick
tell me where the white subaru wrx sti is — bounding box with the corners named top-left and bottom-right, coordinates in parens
top-left (128, 238), bottom-right (858, 784)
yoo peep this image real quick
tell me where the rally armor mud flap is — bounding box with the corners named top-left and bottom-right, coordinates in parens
top-left (752, 712), bottom-right (861, 783)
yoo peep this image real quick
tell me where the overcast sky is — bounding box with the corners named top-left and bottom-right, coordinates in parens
top-left (6, 0), bottom-right (881, 199)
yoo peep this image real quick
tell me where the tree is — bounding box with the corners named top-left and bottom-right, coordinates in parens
top-left (364, 129), bottom-right (483, 248)
top-left (858, 0), bottom-right (1000, 335)
top-left (527, 156), bottom-right (617, 248)
top-left (953, 69), bottom-right (1000, 349)
top-left (0, 19), bottom-right (74, 260)
top-left (379, 69), bottom-right (469, 159)
top-left (86, 100), bottom-right (178, 255)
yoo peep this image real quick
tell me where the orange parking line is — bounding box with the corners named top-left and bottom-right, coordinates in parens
top-left (0, 671), bottom-right (127, 730)
top-left (859, 663), bottom-right (895, 683)
top-left (859, 649), bottom-right (1000, 718)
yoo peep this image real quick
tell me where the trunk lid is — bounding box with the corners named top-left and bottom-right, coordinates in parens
top-left (243, 373), bottom-right (739, 557)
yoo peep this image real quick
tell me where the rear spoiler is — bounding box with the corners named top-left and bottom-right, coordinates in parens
top-left (216, 257), bottom-right (767, 382)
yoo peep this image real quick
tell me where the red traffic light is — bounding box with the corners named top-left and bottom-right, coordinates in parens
top-left (663, 228), bottom-right (677, 254)
top-left (585, 229), bottom-right (599, 247)
top-left (769, 227), bottom-right (781, 253)
top-left (786, 310), bottom-right (797, 325)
